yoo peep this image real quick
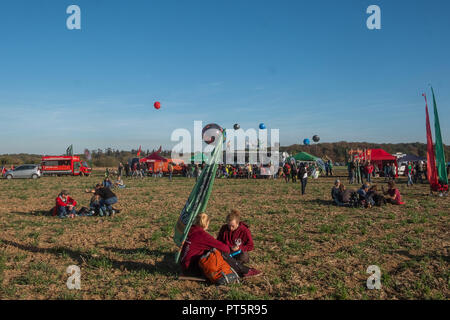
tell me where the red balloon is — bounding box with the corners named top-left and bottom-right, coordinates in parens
top-left (154, 101), bottom-right (161, 109)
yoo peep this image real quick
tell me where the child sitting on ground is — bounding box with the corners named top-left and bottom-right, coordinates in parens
top-left (217, 209), bottom-right (254, 264)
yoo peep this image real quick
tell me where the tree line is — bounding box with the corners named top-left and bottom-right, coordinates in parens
top-left (1, 142), bottom-right (449, 167)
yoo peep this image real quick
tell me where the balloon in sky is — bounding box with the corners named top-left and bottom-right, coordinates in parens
top-left (313, 135), bottom-right (320, 143)
top-left (202, 123), bottom-right (224, 145)
top-left (154, 101), bottom-right (161, 110)
top-left (303, 138), bottom-right (311, 145)
top-left (233, 123), bottom-right (240, 130)
top-left (259, 123), bottom-right (266, 130)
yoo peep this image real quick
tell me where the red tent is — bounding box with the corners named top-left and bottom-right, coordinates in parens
top-left (139, 152), bottom-right (167, 163)
top-left (368, 148), bottom-right (398, 177)
top-left (139, 150), bottom-right (167, 172)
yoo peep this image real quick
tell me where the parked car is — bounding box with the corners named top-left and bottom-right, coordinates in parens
top-left (3, 164), bottom-right (41, 179)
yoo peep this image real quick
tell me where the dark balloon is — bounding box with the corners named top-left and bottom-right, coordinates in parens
top-left (202, 123), bottom-right (224, 145)
top-left (313, 135), bottom-right (320, 142)
top-left (233, 123), bottom-right (240, 130)
top-left (259, 123), bottom-right (266, 130)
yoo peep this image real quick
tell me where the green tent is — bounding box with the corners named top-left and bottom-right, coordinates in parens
top-left (288, 151), bottom-right (326, 172)
top-left (190, 152), bottom-right (209, 163)
top-left (290, 151), bottom-right (319, 162)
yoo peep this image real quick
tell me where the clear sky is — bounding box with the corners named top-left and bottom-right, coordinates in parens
top-left (0, 0), bottom-right (449, 154)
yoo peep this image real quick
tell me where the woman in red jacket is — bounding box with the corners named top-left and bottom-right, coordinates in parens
top-left (55, 190), bottom-right (77, 218)
top-left (180, 213), bottom-right (260, 278)
top-left (217, 209), bottom-right (254, 264)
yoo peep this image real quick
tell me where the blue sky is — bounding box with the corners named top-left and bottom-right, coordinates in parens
top-left (0, 0), bottom-right (449, 154)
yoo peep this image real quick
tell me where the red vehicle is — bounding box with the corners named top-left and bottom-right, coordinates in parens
top-left (41, 156), bottom-right (91, 176)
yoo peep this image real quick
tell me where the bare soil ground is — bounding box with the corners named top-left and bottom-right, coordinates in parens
top-left (0, 168), bottom-right (448, 300)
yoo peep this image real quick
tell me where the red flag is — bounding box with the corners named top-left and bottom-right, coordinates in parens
top-left (137, 146), bottom-right (142, 157)
top-left (423, 94), bottom-right (438, 187)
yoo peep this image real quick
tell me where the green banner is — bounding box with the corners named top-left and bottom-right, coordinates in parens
top-left (431, 87), bottom-right (448, 185)
top-left (173, 132), bottom-right (224, 263)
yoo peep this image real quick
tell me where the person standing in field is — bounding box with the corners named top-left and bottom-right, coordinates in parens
top-left (299, 163), bottom-right (308, 195)
top-left (168, 162), bottom-right (174, 181)
top-left (283, 162), bottom-right (291, 183)
top-left (118, 162), bottom-right (124, 177)
top-left (406, 162), bottom-right (414, 187)
top-left (290, 160), bottom-right (298, 183)
top-left (328, 160), bottom-right (333, 176)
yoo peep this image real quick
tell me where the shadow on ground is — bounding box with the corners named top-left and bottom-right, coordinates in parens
top-left (0, 239), bottom-right (179, 276)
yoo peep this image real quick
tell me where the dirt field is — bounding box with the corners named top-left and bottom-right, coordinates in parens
top-left (0, 168), bottom-right (448, 300)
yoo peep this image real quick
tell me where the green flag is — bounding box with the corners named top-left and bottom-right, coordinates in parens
top-left (66, 144), bottom-right (73, 156)
top-left (431, 87), bottom-right (448, 185)
top-left (173, 131), bottom-right (224, 263)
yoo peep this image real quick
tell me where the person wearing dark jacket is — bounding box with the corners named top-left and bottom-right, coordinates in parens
top-left (86, 184), bottom-right (119, 216)
top-left (217, 209), bottom-right (254, 264)
top-left (180, 213), bottom-right (261, 278)
top-left (298, 163), bottom-right (308, 195)
top-left (331, 179), bottom-right (342, 205)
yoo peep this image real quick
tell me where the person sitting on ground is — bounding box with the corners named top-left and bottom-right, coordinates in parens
top-left (339, 184), bottom-right (355, 206)
top-left (55, 190), bottom-right (77, 219)
top-left (366, 185), bottom-right (386, 206)
top-left (89, 194), bottom-right (102, 216)
top-left (382, 181), bottom-right (405, 205)
top-left (331, 179), bottom-right (341, 205)
top-left (86, 184), bottom-right (120, 216)
top-left (114, 176), bottom-right (125, 189)
top-left (357, 183), bottom-right (373, 207)
top-left (102, 177), bottom-right (113, 189)
top-left (180, 213), bottom-right (261, 279)
top-left (217, 209), bottom-right (254, 264)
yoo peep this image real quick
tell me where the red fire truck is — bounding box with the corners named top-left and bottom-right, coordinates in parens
top-left (41, 156), bottom-right (91, 176)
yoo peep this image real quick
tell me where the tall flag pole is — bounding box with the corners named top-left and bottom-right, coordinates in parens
top-left (423, 93), bottom-right (438, 187)
top-left (431, 87), bottom-right (448, 185)
top-left (173, 131), bottom-right (224, 263)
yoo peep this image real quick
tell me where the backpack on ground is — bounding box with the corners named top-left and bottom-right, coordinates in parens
top-left (198, 248), bottom-right (240, 285)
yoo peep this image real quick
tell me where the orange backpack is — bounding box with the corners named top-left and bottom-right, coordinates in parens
top-left (198, 249), bottom-right (239, 285)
